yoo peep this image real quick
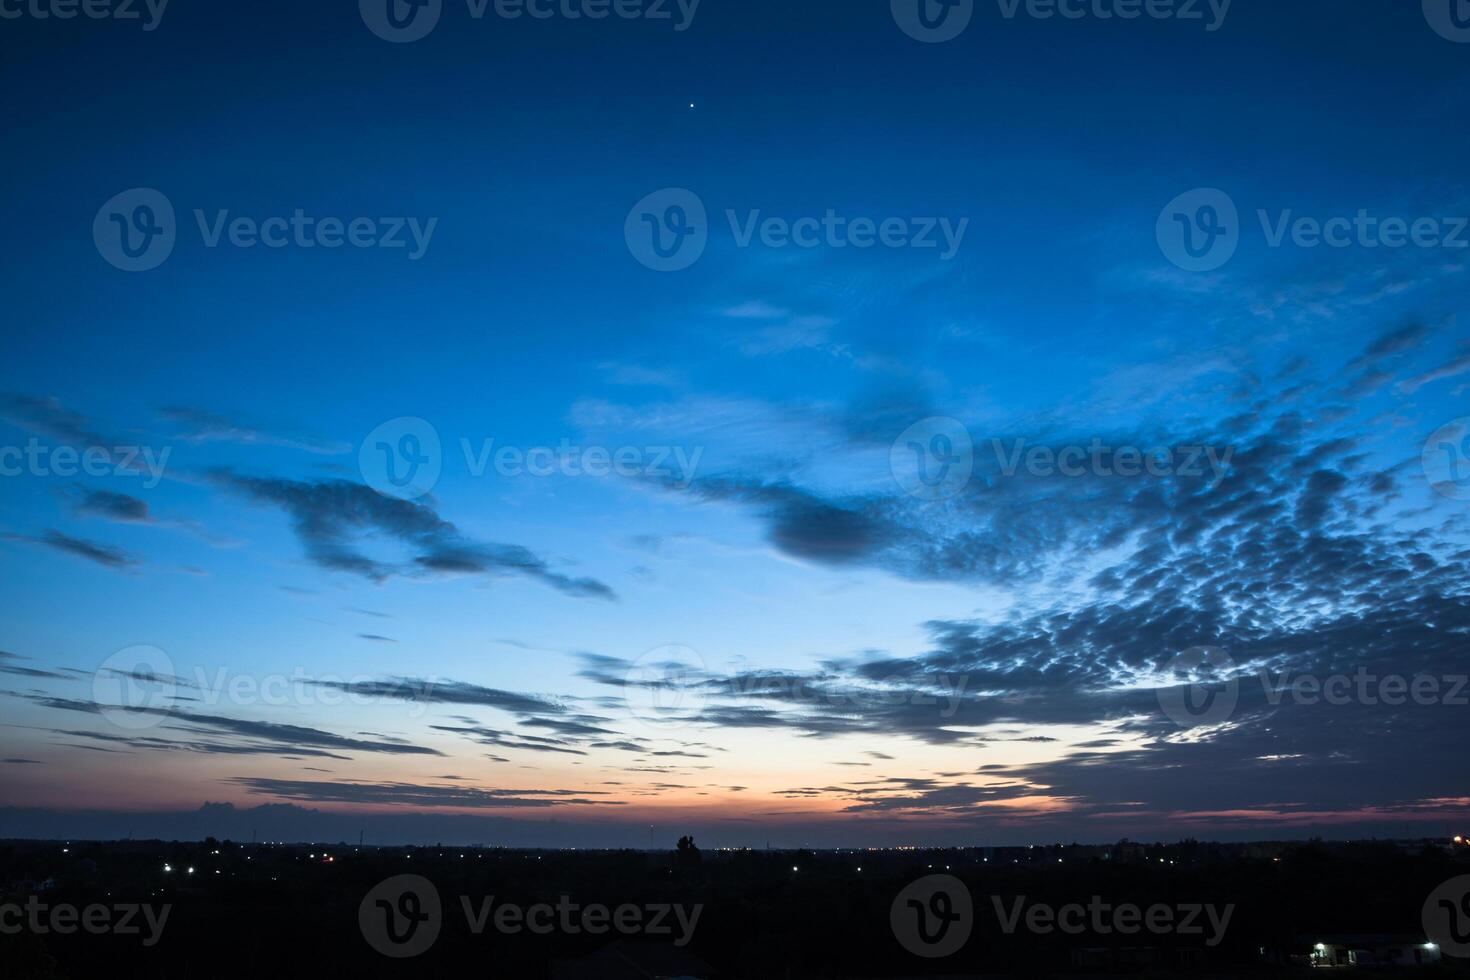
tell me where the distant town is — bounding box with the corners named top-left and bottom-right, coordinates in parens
top-left (3, 834), bottom-right (1467, 977)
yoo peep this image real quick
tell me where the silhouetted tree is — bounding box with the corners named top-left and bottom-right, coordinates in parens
top-left (675, 835), bottom-right (702, 867)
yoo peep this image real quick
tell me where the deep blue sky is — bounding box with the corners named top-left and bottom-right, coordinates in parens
top-left (1, 0), bottom-right (1469, 846)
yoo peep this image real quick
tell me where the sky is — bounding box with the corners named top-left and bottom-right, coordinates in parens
top-left (1, 0), bottom-right (1469, 847)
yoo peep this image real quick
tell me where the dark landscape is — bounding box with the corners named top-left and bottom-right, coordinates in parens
top-left (3, 835), bottom-right (1469, 977)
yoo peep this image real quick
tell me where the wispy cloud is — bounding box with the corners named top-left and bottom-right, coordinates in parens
top-left (158, 406), bottom-right (350, 455)
top-left (3, 530), bottom-right (140, 570)
top-left (212, 472), bottom-right (615, 599)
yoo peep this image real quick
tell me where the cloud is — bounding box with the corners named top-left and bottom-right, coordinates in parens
top-left (0, 393), bottom-right (115, 447)
top-left (567, 360), bottom-right (1470, 827)
top-left (211, 472), bottom-right (615, 599)
top-left (430, 723), bottom-right (589, 756)
top-left (67, 488), bottom-right (152, 523)
top-left (17, 693), bottom-right (444, 758)
top-left (158, 406), bottom-right (350, 454)
top-left (721, 301), bottom-right (790, 319)
top-left (225, 777), bottom-right (626, 808)
top-left (1399, 349), bottom-right (1470, 394)
top-left (0, 651), bottom-right (78, 681)
top-left (597, 363), bottom-right (684, 389)
top-left (310, 677), bottom-right (564, 716)
top-left (1349, 321), bottom-right (1432, 368)
top-left (3, 530), bottom-right (140, 570)
top-left (675, 478), bottom-right (898, 567)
